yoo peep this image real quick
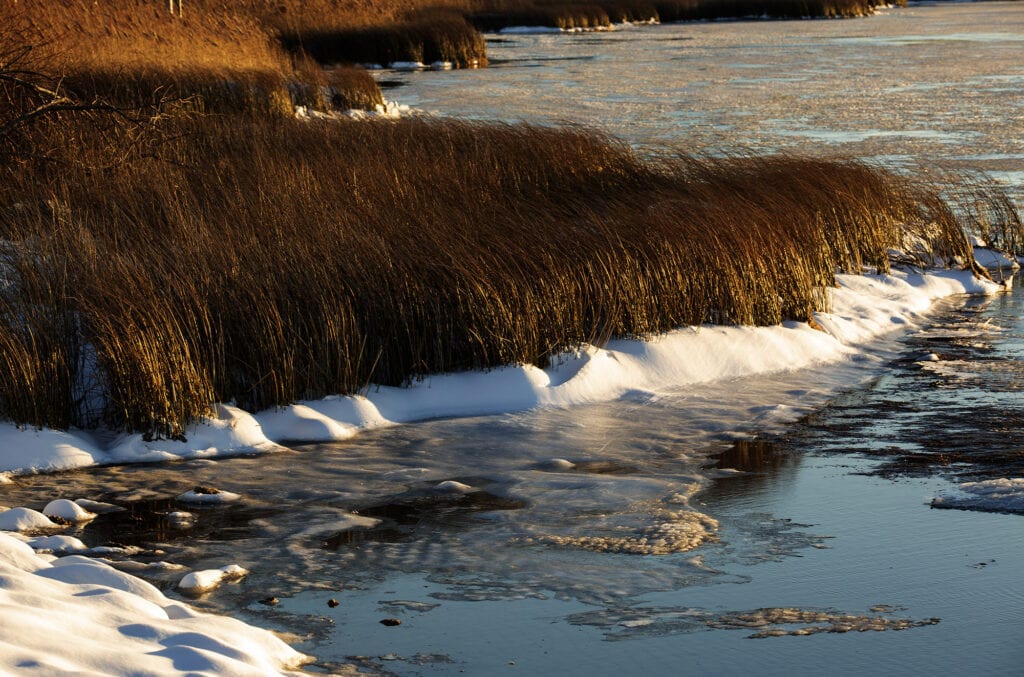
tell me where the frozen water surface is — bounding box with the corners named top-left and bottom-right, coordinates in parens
top-left (394, 3), bottom-right (1023, 201)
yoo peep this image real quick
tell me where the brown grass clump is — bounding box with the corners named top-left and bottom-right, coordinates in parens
top-left (1, 1), bottom-right (384, 115)
top-left (470, 2), bottom-right (616, 31)
top-left (467, 0), bottom-right (890, 31)
top-left (653, 0), bottom-right (897, 22)
top-left (278, 11), bottom-right (488, 68)
top-left (939, 170), bottom-right (1024, 256)
top-left (0, 112), bottom-right (998, 438)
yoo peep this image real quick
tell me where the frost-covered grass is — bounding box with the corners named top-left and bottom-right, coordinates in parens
top-left (3, 105), bottom-right (1018, 443)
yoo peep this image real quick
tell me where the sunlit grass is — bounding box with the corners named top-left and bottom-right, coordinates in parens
top-left (2, 112), bottom-right (1005, 437)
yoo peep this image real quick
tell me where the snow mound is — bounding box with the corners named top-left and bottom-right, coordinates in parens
top-left (177, 487), bottom-right (242, 504)
top-left (390, 61), bottom-right (425, 70)
top-left (0, 534), bottom-right (307, 673)
top-left (0, 507), bottom-right (58, 532)
top-left (433, 480), bottom-right (476, 494)
top-left (931, 478), bottom-right (1024, 514)
top-left (973, 246), bottom-right (1020, 275)
top-left (43, 499), bottom-right (96, 523)
top-left (178, 564), bottom-right (249, 596)
top-left (74, 498), bottom-right (125, 514)
top-left (26, 534), bottom-right (89, 554)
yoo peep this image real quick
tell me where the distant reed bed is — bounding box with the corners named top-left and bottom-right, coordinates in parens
top-left (468, 0), bottom-right (893, 30)
top-left (3, 113), bottom-right (1010, 438)
top-left (1, 1), bottom-right (383, 115)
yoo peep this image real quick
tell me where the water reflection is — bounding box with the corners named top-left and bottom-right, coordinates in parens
top-left (700, 438), bottom-right (803, 505)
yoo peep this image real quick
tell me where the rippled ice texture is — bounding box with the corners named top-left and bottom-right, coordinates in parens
top-left (391, 2), bottom-right (1024, 197)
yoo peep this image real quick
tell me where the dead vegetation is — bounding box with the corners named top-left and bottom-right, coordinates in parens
top-left (2, 107), bottom-right (1008, 436)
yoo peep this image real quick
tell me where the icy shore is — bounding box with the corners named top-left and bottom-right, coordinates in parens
top-left (0, 264), bottom-right (1010, 675)
top-left (0, 267), bottom-right (1003, 479)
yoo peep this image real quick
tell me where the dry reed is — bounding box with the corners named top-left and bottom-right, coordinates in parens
top-left (1, 1), bottom-right (384, 115)
top-left (1, 114), bottom-right (1005, 439)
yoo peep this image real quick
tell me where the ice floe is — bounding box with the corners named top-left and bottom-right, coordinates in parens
top-left (931, 477), bottom-right (1024, 513)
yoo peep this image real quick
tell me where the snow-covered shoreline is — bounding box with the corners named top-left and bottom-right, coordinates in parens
top-left (0, 262), bottom-right (1013, 675)
top-left (0, 533), bottom-right (309, 674)
top-left (0, 266), bottom-right (1005, 479)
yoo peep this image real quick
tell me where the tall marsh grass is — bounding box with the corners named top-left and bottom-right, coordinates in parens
top-left (279, 11), bottom-right (488, 68)
top-left (2, 115), bottom-right (1007, 438)
top-left (1, 2), bottom-right (384, 115)
top-left (469, 0), bottom-right (892, 30)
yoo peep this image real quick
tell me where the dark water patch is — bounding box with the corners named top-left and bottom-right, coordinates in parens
top-left (785, 283), bottom-right (1024, 483)
top-left (712, 438), bottom-right (788, 473)
top-left (320, 489), bottom-right (528, 551)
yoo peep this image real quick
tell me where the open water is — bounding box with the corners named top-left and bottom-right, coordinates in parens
top-left (4, 3), bottom-right (1024, 675)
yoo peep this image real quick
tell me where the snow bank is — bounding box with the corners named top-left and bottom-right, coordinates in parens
top-left (931, 478), bottom-right (1024, 514)
top-left (0, 534), bottom-right (308, 674)
top-left (295, 100), bottom-right (411, 122)
top-left (0, 267), bottom-right (1004, 477)
top-left (973, 246), bottom-right (1020, 275)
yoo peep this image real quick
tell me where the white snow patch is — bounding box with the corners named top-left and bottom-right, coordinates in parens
top-left (0, 534), bottom-right (307, 673)
top-left (177, 488), bottom-right (241, 505)
top-left (389, 61), bottom-right (426, 71)
top-left (108, 404), bottom-right (282, 465)
top-left (0, 507), bottom-right (59, 532)
top-left (344, 100), bottom-right (410, 120)
top-left (25, 534), bottom-right (89, 554)
top-left (43, 499), bottom-right (96, 523)
top-left (178, 564), bottom-right (249, 596)
top-left (433, 480), bottom-right (476, 494)
top-left (931, 478), bottom-right (1024, 513)
top-left (0, 267), bottom-right (1005, 479)
top-left (974, 246), bottom-right (1020, 274)
top-left (0, 425), bottom-right (100, 474)
top-left (74, 498), bottom-right (124, 514)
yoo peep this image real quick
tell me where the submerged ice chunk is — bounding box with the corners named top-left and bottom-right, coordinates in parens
top-left (524, 509), bottom-right (719, 555)
top-left (177, 487), bottom-right (241, 505)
